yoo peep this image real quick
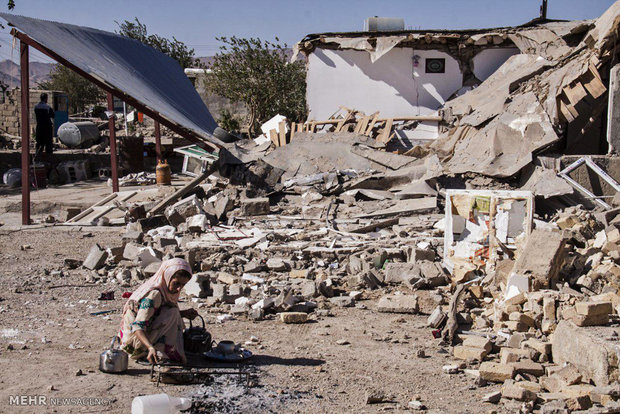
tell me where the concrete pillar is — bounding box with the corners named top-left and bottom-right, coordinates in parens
top-left (607, 64), bottom-right (620, 154)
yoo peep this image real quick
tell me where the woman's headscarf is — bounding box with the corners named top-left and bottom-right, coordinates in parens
top-left (123, 258), bottom-right (192, 313)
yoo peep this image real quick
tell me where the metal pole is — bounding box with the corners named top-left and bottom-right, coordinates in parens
top-left (107, 92), bottom-right (119, 193)
top-left (154, 120), bottom-right (162, 162)
top-left (123, 101), bottom-right (128, 136)
top-left (20, 40), bottom-right (30, 225)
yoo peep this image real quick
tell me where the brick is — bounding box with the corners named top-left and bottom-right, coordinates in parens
top-left (290, 269), bottom-right (309, 279)
top-left (479, 362), bottom-right (515, 382)
top-left (461, 335), bottom-right (492, 352)
top-left (554, 364), bottom-right (582, 386)
top-left (522, 338), bottom-right (551, 356)
top-left (512, 359), bottom-right (545, 376)
top-left (572, 312), bottom-right (610, 327)
top-left (376, 295), bottom-right (418, 314)
top-left (502, 381), bottom-right (537, 401)
top-left (453, 345), bottom-right (488, 361)
top-left (511, 229), bottom-right (566, 289)
top-left (427, 306), bottom-right (446, 328)
top-left (500, 348), bottom-right (534, 365)
top-left (508, 312), bottom-right (536, 327)
top-left (217, 272), bottom-right (238, 285)
top-left (329, 296), bottom-right (355, 307)
top-left (575, 301), bottom-right (613, 317)
top-left (280, 312), bottom-right (308, 324)
top-left (187, 214), bottom-right (208, 232)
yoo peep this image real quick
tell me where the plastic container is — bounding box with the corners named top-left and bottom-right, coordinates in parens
top-left (131, 393), bottom-right (191, 414)
top-left (156, 159), bottom-right (171, 185)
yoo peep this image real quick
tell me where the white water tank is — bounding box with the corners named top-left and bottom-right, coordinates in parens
top-left (364, 17), bottom-right (405, 32)
top-left (57, 121), bottom-right (99, 148)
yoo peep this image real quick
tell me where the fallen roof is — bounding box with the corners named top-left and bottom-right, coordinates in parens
top-left (0, 13), bottom-right (223, 148)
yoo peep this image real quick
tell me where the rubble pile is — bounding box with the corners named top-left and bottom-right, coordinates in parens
top-left (63, 2), bottom-right (620, 412)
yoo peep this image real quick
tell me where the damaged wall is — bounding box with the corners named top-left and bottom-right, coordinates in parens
top-left (305, 43), bottom-right (522, 120)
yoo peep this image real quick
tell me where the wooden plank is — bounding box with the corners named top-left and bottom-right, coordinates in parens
top-left (310, 122), bottom-right (316, 133)
top-left (558, 93), bottom-right (578, 122)
top-left (376, 115), bottom-right (442, 122)
top-left (66, 193), bottom-right (119, 223)
top-left (365, 112), bottom-right (380, 136)
top-left (290, 122), bottom-right (296, 141)
top-left (278, 121), bottom-right (287, 146)
top-left (377, 118), bottom-right (393, 143)
top-left (269, 129), bottom-right (279, 146)
top-left (353, 117), bottom-right (364, 134)
top-left (582, 66), bottom-right (606, 99)
top-left (564, 81), bottom-right (588, 106)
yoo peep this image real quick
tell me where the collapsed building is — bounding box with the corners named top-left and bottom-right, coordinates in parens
top-left (2, 2), bottom-right (620, 412)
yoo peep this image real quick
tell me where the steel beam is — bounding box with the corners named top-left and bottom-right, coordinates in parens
top-left (107, 92), bottom-right (119, 193)
top-left (20, 40), bottom-right (29, 225)
top-left (154, 120), bottom-right (162, 162)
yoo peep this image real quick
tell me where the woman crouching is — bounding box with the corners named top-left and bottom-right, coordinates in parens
top-left (119, 258), bottom-right (198, 364)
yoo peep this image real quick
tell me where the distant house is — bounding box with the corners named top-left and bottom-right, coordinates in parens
top-left (294, 17), bottom-right (590, 140)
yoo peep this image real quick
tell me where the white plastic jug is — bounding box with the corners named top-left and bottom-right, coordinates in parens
top-left (131, 393), bottom-right (192, 414)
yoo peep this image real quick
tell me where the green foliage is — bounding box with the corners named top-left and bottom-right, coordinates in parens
top-left (218, 108), bottom-right (241, 133)
top-left (116, 18), bottom-right (198, 69)
top-left (205, 36), bottom-right (307, 135)
top-left (38, 65), bottom-right (103, 114)
top-left (7, 0), bottom-right (14, 10)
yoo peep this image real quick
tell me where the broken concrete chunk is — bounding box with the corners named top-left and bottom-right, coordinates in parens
top-left (511, 229), bottom-right (566, 289)
top-left (83, 244), bottom-right (108, 270)
top-left (376, 295), bottom-right (419, 314)
top-left (267, 258), bottom-right (288, 271)
top-left (187, 214), bottom-right (208, 233)
top-left (427, 306), bottom-right (446, 328)
top-left (329, 296), bottom-right (355, 307)
top-left (183, 272), bottom-right (211, 298)
top-left (552, 320), bottom-right (619, 386)
top-left (240, 198), bottom-right (270, 216)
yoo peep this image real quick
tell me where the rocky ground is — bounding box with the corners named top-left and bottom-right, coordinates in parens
top-left (0, 222), bottom-right (506, 413)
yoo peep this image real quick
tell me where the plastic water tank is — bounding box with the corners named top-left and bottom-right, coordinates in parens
top-left (57, 121), bottom-right (100, 148)
top-left (3, 168), bottom-right (21, 188)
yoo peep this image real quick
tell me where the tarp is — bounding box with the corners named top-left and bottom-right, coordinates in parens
top-left (0, 13), bottom-right (223, 147)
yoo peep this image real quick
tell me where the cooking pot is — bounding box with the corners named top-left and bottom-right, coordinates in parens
top-left (99, 336), bottom-right (128, 374)
top-left (183, 315), bottom-right (213, 354)
top-left (215, 340), bottom-right (236, 355)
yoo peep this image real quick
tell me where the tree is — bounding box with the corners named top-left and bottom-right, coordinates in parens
top-left (205, 37), bottom-right (307, 135)
top-left (38, 65), bottom-right (103, 114)
top-left (116, 18), bottom-right (198, 69)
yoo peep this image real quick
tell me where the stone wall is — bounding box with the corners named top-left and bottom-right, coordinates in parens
top-left (0, 88), bottom-right (60, 137)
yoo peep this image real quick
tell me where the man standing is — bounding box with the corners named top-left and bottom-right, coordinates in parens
top-left (34, 93), bottom-right (55, 155)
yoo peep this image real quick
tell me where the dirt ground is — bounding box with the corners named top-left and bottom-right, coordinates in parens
top-left (0, 218), bottom-right (507, 413)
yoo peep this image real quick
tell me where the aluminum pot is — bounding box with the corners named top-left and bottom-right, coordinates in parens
top-left (99, 336), bottom-right (128, 374)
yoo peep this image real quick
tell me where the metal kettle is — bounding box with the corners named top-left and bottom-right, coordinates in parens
top-left (99, 336), bottom-right (128, 374)
top-left (183, 315), bottom-right (213, 354)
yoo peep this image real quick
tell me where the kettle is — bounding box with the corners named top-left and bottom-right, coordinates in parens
top-left (99, 336), bottom-right (128, 374)
top-left (183, 315), bottom-right (213, 354)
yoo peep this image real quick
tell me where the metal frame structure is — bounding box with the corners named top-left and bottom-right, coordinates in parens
top-left (558, 156), bottom-right (620, 210)
top-left (13, 28), bottom-right (219, 225)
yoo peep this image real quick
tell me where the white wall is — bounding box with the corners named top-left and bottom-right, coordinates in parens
top-left (472, 47), bottom-right (520, 82)
top-left (307, 48), bottom-right (462, 120)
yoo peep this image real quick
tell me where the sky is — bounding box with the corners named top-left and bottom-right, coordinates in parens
top-left (0, 0), bottom-right (615, 63)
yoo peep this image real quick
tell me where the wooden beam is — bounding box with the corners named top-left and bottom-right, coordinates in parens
top-left (365, 112), bottom-right (380, 136)
top-left (10, 29), bottom-right (219, 152)
top-left (20, 40), bottom-right (29, 225)
top-left (269, 129), bottom-right (279, 146)
top-left (290, 122), bottom-right (296, 141)
top-left (278, 121), bottom-right (286, 146)
top-left (378, 118), bottom-right (393, 143)
top-left (376, 115), bottom-right (442, 122)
